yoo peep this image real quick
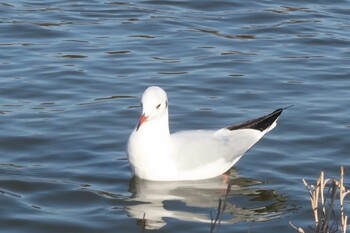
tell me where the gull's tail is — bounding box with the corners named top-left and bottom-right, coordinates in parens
top-left (226, 105), bottom-right (292, 133)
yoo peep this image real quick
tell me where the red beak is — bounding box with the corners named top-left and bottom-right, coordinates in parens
top-left (136, 114), bottom-right (148, 131)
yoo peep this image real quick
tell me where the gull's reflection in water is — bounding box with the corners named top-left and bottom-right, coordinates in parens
top-left (125, 168), bottom-right (287, 230)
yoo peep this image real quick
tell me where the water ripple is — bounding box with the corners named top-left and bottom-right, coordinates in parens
top-left (1, 0), bottom-right (350, 232)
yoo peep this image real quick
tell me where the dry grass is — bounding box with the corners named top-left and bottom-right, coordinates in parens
top-left (137, 213), bottom-right (146, 233)
top-left (137, 167), bottom-right (348, 232)
top-left (290, 166), bottom-right (350, 233)
top-left (210, 183), bottom-right (231, 233)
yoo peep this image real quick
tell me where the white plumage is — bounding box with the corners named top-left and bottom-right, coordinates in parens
top-left (127, 86), bottom-right (284, 181)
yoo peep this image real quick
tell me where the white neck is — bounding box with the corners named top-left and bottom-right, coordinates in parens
top-left (138, 110), bottom-right (170, 137)
top-left (128, 109), bottom-right (179, 180)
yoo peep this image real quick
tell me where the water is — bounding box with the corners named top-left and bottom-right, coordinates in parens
top-left (1, 0), bottom-right (349, 232)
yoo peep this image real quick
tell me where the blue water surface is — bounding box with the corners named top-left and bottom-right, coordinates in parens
top-left (0, 1), bottom-right (350, 232)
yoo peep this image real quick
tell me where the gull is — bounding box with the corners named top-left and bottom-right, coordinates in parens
top-left (127, 86), bottom-right (286, 181)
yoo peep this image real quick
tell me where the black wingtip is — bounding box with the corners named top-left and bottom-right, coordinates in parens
top-left (283, 104), bottom-right (294, 110)
top-left (226, 107), bottom-right (288, 132)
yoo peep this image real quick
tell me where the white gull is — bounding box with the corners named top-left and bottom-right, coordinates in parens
top-left (127, 86), bottom-right (285, 181)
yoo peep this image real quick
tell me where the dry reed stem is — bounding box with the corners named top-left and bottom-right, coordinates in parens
top-left (291, 166), bottom-right (349, 233)
top-left (137, 213), bottom-right (146, 233)
top-left (338, 166), bottom-right (350, 233)
top-left (210, 183), bottom-right (231, 233)
top-left (289, 220), bottom-right (306, 233)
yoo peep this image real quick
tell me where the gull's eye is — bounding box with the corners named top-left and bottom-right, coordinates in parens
top-left (156, 103), bottom-right (161, 109)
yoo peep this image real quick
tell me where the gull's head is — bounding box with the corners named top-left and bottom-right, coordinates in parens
top-left (136, 86), bottom-right (168, 131)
